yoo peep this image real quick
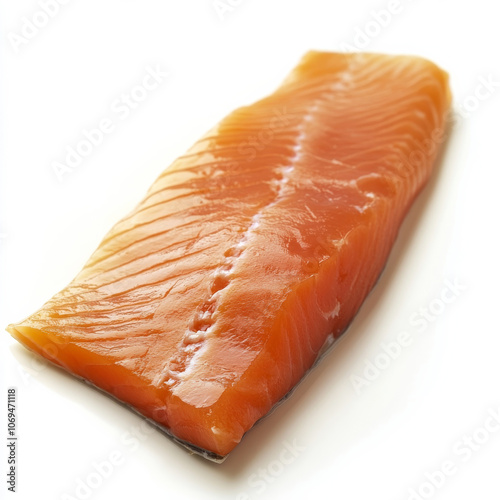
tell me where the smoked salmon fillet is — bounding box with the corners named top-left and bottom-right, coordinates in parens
top-left (7, 52), bottom-right (451, 460)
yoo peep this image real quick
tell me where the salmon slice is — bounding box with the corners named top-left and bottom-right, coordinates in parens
top-left (7, 52), bottom-right (451, 460)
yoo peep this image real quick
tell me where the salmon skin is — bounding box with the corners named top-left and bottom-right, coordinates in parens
top-left (7, 52), bottom-right (451, 461)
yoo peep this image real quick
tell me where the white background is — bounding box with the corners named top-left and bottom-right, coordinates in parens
top-left (1, 1), bottom-right (500, 499)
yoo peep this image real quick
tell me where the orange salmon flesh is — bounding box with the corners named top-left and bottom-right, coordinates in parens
top-left (7, 52), bottom-right (451, 460)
